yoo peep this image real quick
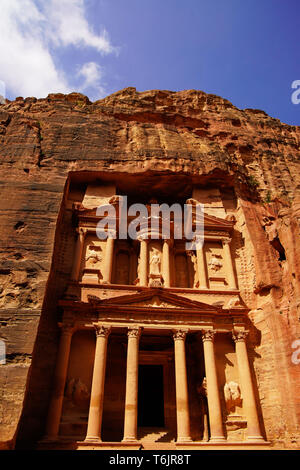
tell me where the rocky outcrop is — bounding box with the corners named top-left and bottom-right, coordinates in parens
top-left (0, 88), bottom-right (299, 449)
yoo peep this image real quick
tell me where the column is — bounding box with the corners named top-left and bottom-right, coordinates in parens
top-left (102, 235), bottom-right (115, 284)
top-left (123, 326), bottom-right (142, 442)
top-left (201, 330), bottom-right (225, 441)
top-left (162, 240), bottom-right (171, 287)
top-left (45, 323), bottom-right (74, 439)
top-left (222, 238), bottom-right (237, 289)
top-left (196, 244), bottom-right (209, 289)
top-left (173, 329), bottom-right (192, 442)
top-left (139, 238), bottom-right (148, 286)
top-left (85, 324), bottom-right (111, 442)
top-left (71, 227), bottom-right (86, 281)
top-left (232, 330), bottom-right (264, 441)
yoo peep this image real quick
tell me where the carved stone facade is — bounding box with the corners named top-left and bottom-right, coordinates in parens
top-left (34, 180), bottom-right (270, 450)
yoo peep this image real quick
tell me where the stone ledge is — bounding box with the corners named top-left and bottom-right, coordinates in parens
top-left (37, 438), bottom-right (271, 451)
top-left (175, 440), bottom-right (271, 450)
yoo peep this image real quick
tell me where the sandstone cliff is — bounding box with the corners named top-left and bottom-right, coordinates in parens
top-left (0, 88), bottom-right (299, 449)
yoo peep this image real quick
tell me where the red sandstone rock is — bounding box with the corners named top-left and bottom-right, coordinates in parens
top-left (0, 88), bottom-right (299, 449)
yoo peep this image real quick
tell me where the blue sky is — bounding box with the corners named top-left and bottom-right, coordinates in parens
top-left (0, 0), bottom-right (299, 125)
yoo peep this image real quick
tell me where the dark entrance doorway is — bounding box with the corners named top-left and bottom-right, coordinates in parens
top-left (138, 365), bottom-right (165, 427)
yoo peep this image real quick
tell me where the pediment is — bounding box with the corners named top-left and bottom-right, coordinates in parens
top-left (73, 201), bottom-right (234, 233)
top-left (202, 213), bottom-right (235, 231)
top-left (87, 288), bottom-right (220, 312)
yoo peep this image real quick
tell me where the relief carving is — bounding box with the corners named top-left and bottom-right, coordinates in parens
top-left (149, 248), bottom-right (161, 275)
top-left (208, 253), bottom-right (223, 272)
top-left (149, 247), bottom-right (163, 287)
top-left (224, 381), bottom-right (242, 414)
top-left (65, 378), bottom-right (90, 408)
top-left (85, 244), bottom-right (102, 268)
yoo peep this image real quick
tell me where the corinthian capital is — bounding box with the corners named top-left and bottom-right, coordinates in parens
top-left (127, 326), bottom-right (142, 339)
top-left (94, 324), bottom-right (111, 338)
top-left (173, 329), bottom-right (189, 341)
top-left (201, 329), bottom-right (216, 342)
top-left (232, 330), bottom-right (249, 343)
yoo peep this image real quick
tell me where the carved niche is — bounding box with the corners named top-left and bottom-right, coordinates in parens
top-left (149, 246), bottom-right (163, 287)
top-left (81, 238), bottom-right (104, 283)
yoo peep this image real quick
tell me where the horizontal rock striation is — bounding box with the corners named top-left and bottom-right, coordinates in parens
top-left (0, 88), bottom-right (299, 449)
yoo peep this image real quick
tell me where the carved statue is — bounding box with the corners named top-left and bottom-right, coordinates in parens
top-left (85, 244), bottom-right (102, 268)
top-left (208, 254), bottom-right (223, 271)
top-left (135, 255), bottom-right (141, 285)
top-left (149, 248), bottom-right (161, 275)
top-left (224, 381), bottom-right (242, 413)
top-left (65, 378), bottom-right (90, 407)
top-left (196, 377), bottom-right (209, 441)
top-left (187, 250), bottom-right (197, 287)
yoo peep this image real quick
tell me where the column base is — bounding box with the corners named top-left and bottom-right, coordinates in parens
top-left (246, 435), bottom-right (265, 442)
top-left (176, 437), bottom-right (193, 443)
top-left (122, 437), bottom-right (139, 443)
top-left (209, 436), bottom-right (226, 442)
top-left (84, 436), bottom-right (102, 443)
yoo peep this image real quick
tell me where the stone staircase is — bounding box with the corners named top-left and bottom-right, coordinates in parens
top-left (138, 428), bottom-right (176, 450)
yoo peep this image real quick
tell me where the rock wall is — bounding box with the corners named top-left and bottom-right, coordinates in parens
top-left (0, 88), bottom-right (299, 449)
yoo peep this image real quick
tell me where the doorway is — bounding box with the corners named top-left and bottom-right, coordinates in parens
top-left (138, 365), bottom-right (165, 427)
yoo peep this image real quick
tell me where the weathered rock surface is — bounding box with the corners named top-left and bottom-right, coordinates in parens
top-left (0, 88), bottom-right (299, 449)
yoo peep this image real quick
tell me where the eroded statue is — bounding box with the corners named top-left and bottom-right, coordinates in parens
top-left (224, 381), bottom-right (242, 413)
top-left (208, 254), bottom-right (223, 271)
top-left (65, 378), bottom-right (90, 407)
top-left (149, 248), bottom-right (161, 275)
top-left (85, 244), bottom-right (102, 268)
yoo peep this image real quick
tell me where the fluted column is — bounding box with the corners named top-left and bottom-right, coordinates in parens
top-left (201, 330), bottom-right (225, 441)
top-left (45, 323), bottom-right (74, 439)
top-left (123, 326), bottom-right (142, 442)
top-left (139, 239), bottom-right (148, 286)
top-left (173, 329), bottom-right (192, 442)
top-left (222, 238), bottom-right (237, 289)
top-left (232, 330), bottom-right (264, 441)
top-left (162, 240), bottom-right (171, 287)
top-left (196, 243), bottom-right (209, 289)
top-left (102, 235), bottom-right (115, 284)
top-left (85, 324), bottom-right (111, 442)
top-left (71, 227), bottom-right (86, 281)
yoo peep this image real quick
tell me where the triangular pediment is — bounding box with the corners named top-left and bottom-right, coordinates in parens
top-left (73, 201), bottom-right (234, 233)
top-left (87, 288), bottom-right (220, 312)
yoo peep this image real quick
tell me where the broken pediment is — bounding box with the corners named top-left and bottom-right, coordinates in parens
top-left (202, 213), bottom-right (235, 232)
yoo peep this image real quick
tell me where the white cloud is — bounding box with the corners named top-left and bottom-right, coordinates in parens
top-left (0, 0), bottom-right (116, 99)
top-left (43, 0), bottom-right (116, 54)
top-left (77, 61), bottom-right (105, 98)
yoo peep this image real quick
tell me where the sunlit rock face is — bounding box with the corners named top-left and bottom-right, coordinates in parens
top-left (0, 88), bottom-right (299, 450)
